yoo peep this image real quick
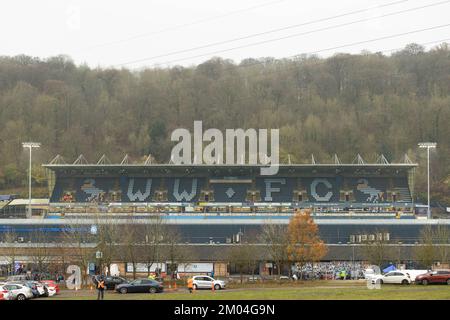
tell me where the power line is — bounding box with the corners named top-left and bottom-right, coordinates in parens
top-left (118, 0), bottom-right (450, 67)
top-left (85, 0), bottom-right (290, 50)
top-left (114, 0), bottom-right (409, 65)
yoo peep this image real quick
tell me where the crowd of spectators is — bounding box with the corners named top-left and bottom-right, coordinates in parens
top-left (292, 261), bottom-right (366, 280)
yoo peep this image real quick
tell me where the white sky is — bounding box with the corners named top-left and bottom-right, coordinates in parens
top-left (1, 0), bottom-right (449, 69)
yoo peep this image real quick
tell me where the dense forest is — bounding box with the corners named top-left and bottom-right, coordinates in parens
top-left (0, 43), bottom-right (449, 205)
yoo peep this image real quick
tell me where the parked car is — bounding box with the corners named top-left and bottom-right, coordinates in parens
top-left (415, 270), bottom-right (450, 285)
top-left (20, 281), bottom-right (48, 298)
top-left (371, 271), bottom-right (411, 285)
top-left (1, 283), bottom-right (34, 300)
top-left (0, 285), bottom-right (13, 300)
top-left (192, 275), bottom-right (226, 290)
top-left (41, 280), bottom-right (60, 295)
top-left (116, 279), bottom-right (163, 294)
top-left (100, 276), bottom-right (128, 290)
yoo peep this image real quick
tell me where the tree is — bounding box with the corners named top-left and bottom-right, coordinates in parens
top-left (259, 223), bottom-right (289, 278)
top-left (162, 229), bottom-right (192, 279)
top-left (62, 220), bottom-right (96, 286)
top-left (0, 230), bottom-right (19, 275)
top-left (287, 209), bottom-right (328, 279)
top-left (121, 219), bottom-right (141, 280)
top-left (227, 242), bottom-right (259, 284)
top-left (433, 224), bottom-right (449, 266)
top-left (29, 229), bottom-right (51, 275)
top-left (414, 225), bottom-right (450, 269)
top-left (414, 226), bottom-right (436, 269)
top-left (361, 230), bottom-right (394, 267)
top-left (140, 216), bottom-right (167, 276)
top-left (95, 215), bottom-right (121, 275)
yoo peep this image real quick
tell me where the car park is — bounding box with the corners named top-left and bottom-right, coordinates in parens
top-left (192, 275), bottom-right (226, 290)
top-left (116, 279), bottom-right (163, 294)
top-left (1, 283), bottom-right (34, 300)
top-left (415, 270), bottom-right (450, 285)
top-left (371, 271), bottom-right (411, 285)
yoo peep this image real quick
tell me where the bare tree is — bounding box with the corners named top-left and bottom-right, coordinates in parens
top-left (121, 220), bottom-right (141, 280)
top-left (0, 230), bottom-right (19, 276)
top-left (140, 216), bottom-right (167, 276)
top-left (95, 215), bottom-right (121, 275)
top-left (227, 243), bottom-right (259, 284)
top-left (414, 226), bottom-right (436, 269)
top-left (361, 230), bottom-right (394, 267)
top-left (29, 229), bottom-right (51, 276)
top-left (62, 220), bottom-right (95, 286)
top-left (162, 228), bottom-right (192, 279)
top-left (259, 223), bottom-right (289, 278)
top-left (433, 224), bottom-right (449, 266)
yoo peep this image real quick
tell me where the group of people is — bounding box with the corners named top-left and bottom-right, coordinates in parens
top-left (292, 262), bottom-right (366, 280)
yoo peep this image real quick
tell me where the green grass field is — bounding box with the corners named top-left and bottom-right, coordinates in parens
top-left (47, 283), bottom-right (450, 300)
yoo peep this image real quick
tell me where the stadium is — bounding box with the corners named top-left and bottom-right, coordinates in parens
top-left (2, 152), bottom-right (449, 277)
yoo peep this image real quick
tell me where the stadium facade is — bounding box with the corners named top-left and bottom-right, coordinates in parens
top-left (1, 155), bottom-right (449, 273)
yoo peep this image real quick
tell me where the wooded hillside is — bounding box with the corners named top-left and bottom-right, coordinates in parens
top-left (0, 43), bottom-right (449, 204)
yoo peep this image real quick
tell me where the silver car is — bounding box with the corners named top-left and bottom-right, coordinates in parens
top-left (192, 276), bottom-right (226, 290)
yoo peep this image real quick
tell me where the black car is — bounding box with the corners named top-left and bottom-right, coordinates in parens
top-left (104, 276), bottom-right (128, 290)
top-left (92, 275), bottom-right (128, 290)
top-left (115, 279), bottom-right (163, 294)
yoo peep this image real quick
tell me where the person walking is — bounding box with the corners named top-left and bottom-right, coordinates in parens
top-left (187, 277), bottom-right (194, 294)
top-left (96, 275), bottom-right (106, 300)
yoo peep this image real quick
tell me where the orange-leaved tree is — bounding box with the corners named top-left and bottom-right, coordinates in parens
top-left (287, 209), bottom-right (328, 278)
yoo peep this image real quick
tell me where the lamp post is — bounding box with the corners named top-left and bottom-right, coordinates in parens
top-left (22, 142), bottom-right (41, 219)
top-left (96, 250), bottom-right (103, 275)
top-left (418, 142), bottom-right (437, 219)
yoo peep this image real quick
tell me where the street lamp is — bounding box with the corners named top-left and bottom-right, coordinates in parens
top-left (418, 142), bottom-right (437, 219)
top-left (22, 142), bottom-right (41, 219)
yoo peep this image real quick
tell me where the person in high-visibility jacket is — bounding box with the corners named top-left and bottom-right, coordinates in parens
top-left (187, 277), bottom-right (194, 293)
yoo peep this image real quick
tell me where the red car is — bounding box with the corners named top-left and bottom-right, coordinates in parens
top-left (415, 270), bottom-right (450, 285)
top-left (41, 280), bottom-right (60, 294)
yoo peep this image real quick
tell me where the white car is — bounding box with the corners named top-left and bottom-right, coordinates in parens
top-left (371, 271), bottom-right (411, 285)
top-left (0, 285), bottom-right (14, 300)
top-left (0, 283), bottom-right (34, 300)
top-left (46, 285), bottom-right (57, 297)
top-left (192, 276), bottom-right (226, 290)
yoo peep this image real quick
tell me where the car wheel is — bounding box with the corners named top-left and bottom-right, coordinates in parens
top-left (401, 280), bottom-right (409, 285)
top-left (447, 279), bottom-right (450, 285)
top-left (120, 288), bottom-right (128, 294)
top-left (379, 280), bottom-right (383, 284)
top-left (193, 284), bottom-right (198, 290)
top-left (16, 294), bottom-right (26, 301)
top-left (214, 284), bottom-right (221, 290)
top-left (149, 287), bottom-right (157, 294)
top-left (422, 279), bottom-right (428, 285)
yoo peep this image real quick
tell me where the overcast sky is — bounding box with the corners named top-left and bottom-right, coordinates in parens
top-left (1, 0), bottom-right (449, 69)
